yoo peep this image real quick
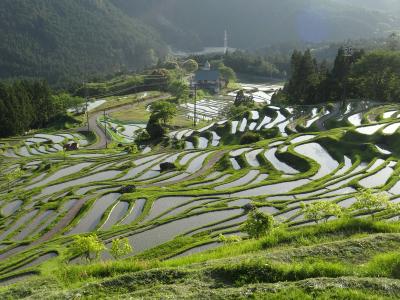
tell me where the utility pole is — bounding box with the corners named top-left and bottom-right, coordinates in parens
top-left (343, 45), bottom-right (354, 108)
top-left (103, 109), bottom-right (107, 149)
top-left (85, 81), bottom-right (90, 132)
top-left (224, 30), bottom-right (228, 55)
top-left (193, 84), bottom-right (197, 128)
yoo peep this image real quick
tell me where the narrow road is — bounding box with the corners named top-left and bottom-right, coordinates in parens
top-left (315, 103), bottom-right (341, 131)
top-left (78, 94), bottom-right (170, 150)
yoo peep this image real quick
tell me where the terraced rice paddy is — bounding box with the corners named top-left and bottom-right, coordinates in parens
top-left (1, 100), bottom-right (400, 285)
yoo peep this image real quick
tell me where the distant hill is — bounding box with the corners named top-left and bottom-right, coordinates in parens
top-left (112, 0), bottom-right (400, 51)
top-left (1, 0), bottom-right (400, 86)
top-left (0, 0), bottom-right (167, 87)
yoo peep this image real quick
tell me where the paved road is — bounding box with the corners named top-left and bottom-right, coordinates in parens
top-left (315, 103), bottom-right (341, 131)
top-left (78, 94), bottom-right (170, 150)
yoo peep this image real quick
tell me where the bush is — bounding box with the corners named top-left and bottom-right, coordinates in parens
top-left (119, 185), bottom-right (136, 194)
top-left (110, 238), bottom-right (133, 259)
top-left (160, 162), bottom-right (177, 172)
top-left (218, 234), bottom-right (242, 244)
top-left (243, 210), bottom-right (274, 239)
top-left (70, 234), bottom-right (105, 262)
top-left (125, 144), bottom-right (138, 154)
top-left (301, 201), bottom-right (343, 224)
top-left (240, 132), bottom-right (261, 144)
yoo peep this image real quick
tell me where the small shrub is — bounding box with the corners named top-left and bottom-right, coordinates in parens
top-left (70, 234), bottom-right (105, 262)
top-left (351, 189), bottom-right (390, 219)
top-left (110, 238), bottom-right (133, 259)
top-left (125, 144), bottom-right (138, 154)
top-left (301, 201), bottom-right (343, 223)
top-left (218, 234), bottom-right (242, 244)
top-left (160, 162), bottom-right (177, 172)
top-left (240, 132), bottom-right (261, 144)
top-left (242, 210), bottom-right (274, 239)
top-left (119, 185), bottom-right (136, 194)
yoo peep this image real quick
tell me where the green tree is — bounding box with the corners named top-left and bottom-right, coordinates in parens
top-left (5, 168), bottom-right (25, 191)
top-left (242, 210), bottom-right (274, 239)
top-left (218, 64), bottom-right (237, 83)
top-left (168, 80), bottom-right (189, 101)
top-left (110, 238), bottom-right (133, 259)
top-left (70, 234), bottom-right (105, 262)
top-left (149, 101), bottom-right (177, 126)
top-left (182, 59), bottom-right (199, 73)
top-left (351, 189), bottom-right (390, 219)
top-left (234, 90), bottom-right (254, 107)
top-left (301, 201), bottom-right (343, 224)
top-left (146, 115), bottom-right (166, 140)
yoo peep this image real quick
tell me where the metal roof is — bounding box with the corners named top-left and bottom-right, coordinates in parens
top-left (194, 70), bottom-right (220, 81)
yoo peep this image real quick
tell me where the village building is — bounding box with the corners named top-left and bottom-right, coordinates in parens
top-left (193, 61), bottom-right (227, 93)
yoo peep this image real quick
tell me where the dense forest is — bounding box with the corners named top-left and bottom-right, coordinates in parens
top-left (274, 48), bottom-right (400, 104)
top-left (0, 80), bottom-right (78, 137)
top-left (1, 0), bottom-right (400, 86)
top-left (0, 0), bottom-right (167, 88)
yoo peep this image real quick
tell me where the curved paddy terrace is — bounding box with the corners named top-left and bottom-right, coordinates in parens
top-left (1, 100), bottom-right (400, 286)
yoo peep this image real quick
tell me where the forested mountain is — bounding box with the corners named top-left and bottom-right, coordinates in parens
top-left (112, 0), bottom-right (400, 51)
top-left (1, 0), bottom-right (400, 86)
top-left (0, 0), bottom-right (167, 87)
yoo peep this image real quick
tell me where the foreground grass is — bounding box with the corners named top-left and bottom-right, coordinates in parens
top-left (2, 218), bottom-right (400, 298)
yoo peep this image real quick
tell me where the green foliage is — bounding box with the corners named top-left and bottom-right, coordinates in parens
top-left (352, 189), bottom-right (390, 218)
top-left (125, 144), bottom-right (138, 154)
top-left (278, 47), bottom-right (400, 104)
top-left (149, 101), bottom-right (177, 125)
top-left (364, 252), bottom-right (400, 279)
top-left (224, 50), bottom-right (282, 78)
top-left (167, 80), bottom-right (189, 101)
top-left (218, 64), bottom-right (237, 83)
top-left (146, 116), bottom-right (166, 140)
top-left (0, 0), bottom-right (166, 87)
top-left (225, 104), bottom-right (250, 119)
top-left (0, 80), bottom-right (67, 137)
top-left (240, 132), bottom-right (261, 144)
top-left (243, 210), bottom-right (274, 239)
top-left (5, 167), bottom-right (25, 191)
top-left (70, 234), bottom-right (106, 262)
top-left (218, 234), bottom-right (242, 244)
top-left (110, 238), bottom-right (133, 259)
top-left (212, 258), bottom-right (352, 286)
top-left (182, 59), bottom-right (199, 73)
top-left (52, 93), bottom-right (84, 114)
top-left (234, 90), bottom-right (254, 107)
top-left (301, 201), bottom-right (343, 224)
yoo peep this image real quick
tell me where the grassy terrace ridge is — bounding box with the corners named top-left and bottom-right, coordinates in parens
top-left (2, 94), bottom-right (400, 298)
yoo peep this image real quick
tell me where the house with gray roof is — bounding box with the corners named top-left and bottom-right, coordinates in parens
top-left (193, 61), bottom-right (226, 93)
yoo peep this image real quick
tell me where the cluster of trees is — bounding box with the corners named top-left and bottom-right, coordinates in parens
top-left (0, 80), bottom-right (81, 137)
top-left (145, 100), bottom-right (177, 140)
top-left (224, 51), bottom-right (285, 78)
top-left (70, 235), bottom-right (133, 262)
top-left (219, 189), bottom-right (394, 243)
top-left (276, 47), bottom-right (400, 105)
top-left (301, 189), bottom-right (394, 224)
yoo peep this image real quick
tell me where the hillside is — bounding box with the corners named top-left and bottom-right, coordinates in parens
top-left (0, 0), bottom-right (167, 87)
top-left (2, 80), bottom-right (400, 297)
top-left (112, 0), bottom-right (400, 51)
